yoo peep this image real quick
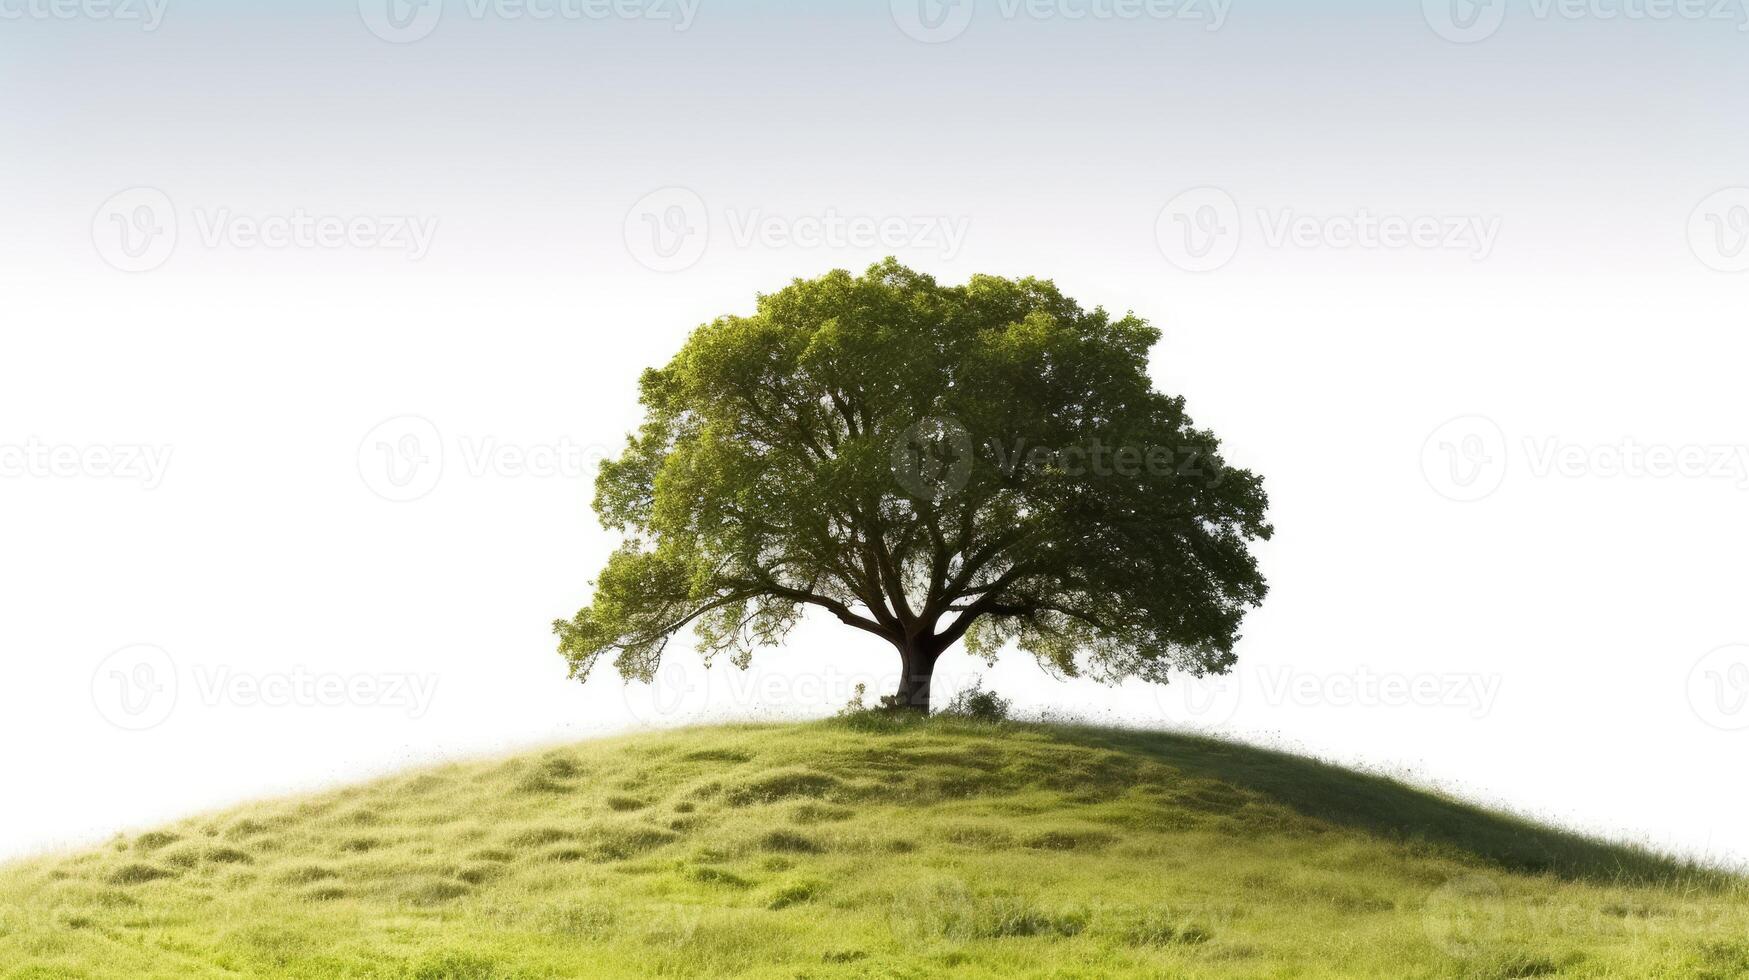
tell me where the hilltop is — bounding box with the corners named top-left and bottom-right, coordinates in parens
top-left (1, 718), bottom-right (1743, 978)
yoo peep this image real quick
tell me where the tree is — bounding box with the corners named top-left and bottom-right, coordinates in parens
top-left (555, 259), bottom-right (1271, 714)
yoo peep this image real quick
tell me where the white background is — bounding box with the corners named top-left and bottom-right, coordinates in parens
top-left (2, 0), bottom-right (1748, 865)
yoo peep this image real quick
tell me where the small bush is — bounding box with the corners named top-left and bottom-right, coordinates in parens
top-left (837, 683), bottom-right (871, 717)
top-left (943, 680), bottom-right (1010, 722)
top-left (835, 683), bottom-right (938, 728)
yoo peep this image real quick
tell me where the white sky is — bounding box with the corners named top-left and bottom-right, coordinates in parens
top-left (3, 1), bottom-right (1748, 866)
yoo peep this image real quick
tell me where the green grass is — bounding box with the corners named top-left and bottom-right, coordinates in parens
top-left (3, 717), bottom-right (1744, 978)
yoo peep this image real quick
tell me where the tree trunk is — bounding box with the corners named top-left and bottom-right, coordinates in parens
top-left (893, 641), bottom-right (942, 714)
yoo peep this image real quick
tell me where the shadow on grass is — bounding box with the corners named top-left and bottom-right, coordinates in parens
top-left (1059, 723), bottom-right (1739, 890)
top-left (827, 712), bottom-right (1737, 891)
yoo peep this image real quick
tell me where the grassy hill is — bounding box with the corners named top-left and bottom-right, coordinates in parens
top-left (2, 717), bottom-right (1744, 979)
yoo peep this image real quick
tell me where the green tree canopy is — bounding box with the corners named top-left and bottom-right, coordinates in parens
top-left (556, 259), bottom-right (1271, 712)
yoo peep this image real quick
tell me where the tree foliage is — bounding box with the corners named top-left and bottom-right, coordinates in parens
top-left (555, 259), bottom-right (1271, 710)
